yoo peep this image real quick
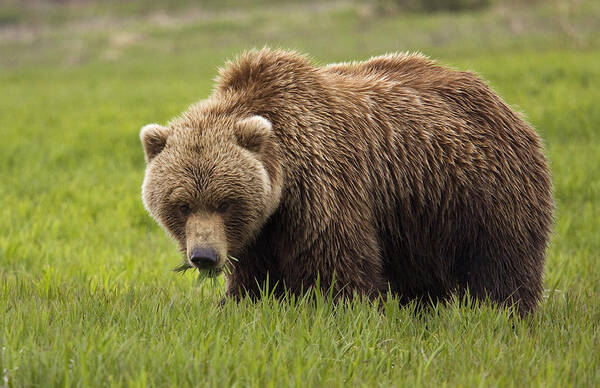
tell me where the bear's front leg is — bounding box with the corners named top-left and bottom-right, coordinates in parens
top-left (224, 250), bottom-right (283, 301)
top-left (280, 223), bottom-right (388, 300)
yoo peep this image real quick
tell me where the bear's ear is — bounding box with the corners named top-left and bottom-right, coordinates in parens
top-left (234, 115), bottom-right (273, 154)
top-left (140, 123), bottom-right (169, 162)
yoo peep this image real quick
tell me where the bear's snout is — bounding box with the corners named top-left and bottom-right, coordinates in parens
top-left (189, 246), bottom-right (218, 269)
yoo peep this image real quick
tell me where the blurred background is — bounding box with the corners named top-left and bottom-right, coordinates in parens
top-left (1, 0), bottom-right (597, 67)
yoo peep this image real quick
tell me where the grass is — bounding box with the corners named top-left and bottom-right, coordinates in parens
top-left (1, 0), bottom-right (599, 386)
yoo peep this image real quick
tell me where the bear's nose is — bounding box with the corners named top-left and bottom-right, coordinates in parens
top-left (189, 246), bottom-right (218, 269)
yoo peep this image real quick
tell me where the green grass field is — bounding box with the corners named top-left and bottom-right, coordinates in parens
top-left (1, 0), bottom-right (599, 386)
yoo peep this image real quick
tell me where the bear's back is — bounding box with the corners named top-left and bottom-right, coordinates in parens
top-left (322, 53), bottom-right (486, 99)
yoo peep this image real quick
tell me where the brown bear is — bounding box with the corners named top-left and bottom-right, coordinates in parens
top-left (140, 48), bottom-right (553, 315)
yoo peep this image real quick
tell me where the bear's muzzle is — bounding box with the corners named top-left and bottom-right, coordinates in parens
top-left (189, 246), bottom-right (218, 270)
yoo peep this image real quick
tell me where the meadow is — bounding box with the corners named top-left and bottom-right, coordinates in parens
top-left (1, 0), bottom-right (599, 386)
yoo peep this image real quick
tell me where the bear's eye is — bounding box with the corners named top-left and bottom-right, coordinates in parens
top-left (216, 201), bottom-right (230, 214)
top-left (178, 204), bottom-right (191, 217)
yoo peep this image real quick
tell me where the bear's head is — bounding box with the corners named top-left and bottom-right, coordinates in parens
top-left (140, 114), bottom-right (283, 275)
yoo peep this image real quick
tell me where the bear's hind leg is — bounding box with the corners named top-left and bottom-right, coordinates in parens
top-left (456, 246), bottom-right (544, 316)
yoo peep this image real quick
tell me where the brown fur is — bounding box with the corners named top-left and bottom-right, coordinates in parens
top-left (140, 48), bottom-right (553, 315)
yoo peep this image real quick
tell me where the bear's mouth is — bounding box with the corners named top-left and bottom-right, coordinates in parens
top-left (173, 261), bottom-right (223, 275)
top-left (173, 254), bottom-right (237, 282)
top-left (202, 267), bottom-right (222, 278)
top-left (195, 266), bottom-right (224, 286)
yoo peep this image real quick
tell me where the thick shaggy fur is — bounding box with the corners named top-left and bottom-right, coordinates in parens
top-left (141, 48), bottom-right (553, 315)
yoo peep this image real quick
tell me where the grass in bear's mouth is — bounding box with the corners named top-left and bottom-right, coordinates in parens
top-left (172, 262), bottom-right (193, 273)
top-left (172, 262), bottom-right (222, 285)
top-left (195, 256), bottom-right (239, 285)
top-left (173, 255), bottom-right (239, 285)
top-left (196, 268), bottom-right (221, 286)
